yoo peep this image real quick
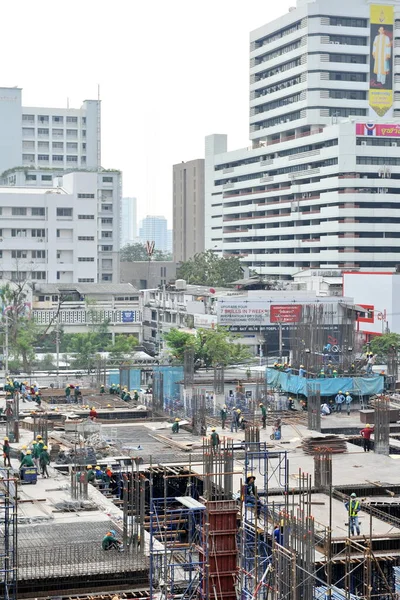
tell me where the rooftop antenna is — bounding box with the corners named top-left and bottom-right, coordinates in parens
top-left (97, 84), bottom-right (101, 170)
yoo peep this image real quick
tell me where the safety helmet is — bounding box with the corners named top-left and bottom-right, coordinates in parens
top-left (259, 403), bottom-right (263, 407)
top-left (22, 445), bottom-right (27, 450)
top-left (110, 529), bottom-right (116, 536)
top-left (4, 437), bottom-right (9, 441)
top-left (43, 445), bottom-right (48, 450)
top-left (223, 405), bottom-right (227, 409)
top-left (92, 406), bottom-right (96, 410)
top-left (345, 392), bottom-right (350, 395)
top-left (26, 450), bottom-right (32, 454)
top-left (237, 409), bottom-right (241, 413)
top-left (95, 465), bottom-right (100, 470)
top-left (211, 427), bottom-right (216, 432)
top-left (366, 424), bottom-right (371, 428)
top-left (232, 406), bottom-right (236, 410)
top-left (338, 391), bottom-right (342, 394)
top-left (175, 417), bottom-right (179, 421)
top-left (247, 474), bottom-right (256, 480)
top-left (107, 404), bottom-right (111, 407)
top-left (32, 440), bottom-right (37, 444)
top-left (351, 492), bottom-right (357, 498)
top-left (87, 465), bottom-right (92, 469)
top-left (300, 365), bottom-right (304, 368)
top-left (36, 435), bottom-right (42, 440)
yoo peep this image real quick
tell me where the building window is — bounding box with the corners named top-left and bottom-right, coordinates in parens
top-left (52, 128), bottom-right (63, 137)
top-left (22, 128), bottom-right (34, 137)
top-left (66, 142), bottom-right (78, 150)
top-left (102, 259), bottom-right (112, 269)
top-left (101, 245), bottom-right (113, 251)
top-left (12, 207), bottom-right (27, 216)
top-left (25, 174), bottom-right (37, 181)
top-left (67, 155), bottom-right (78, 162)
top-left (66, 129), bottom-right (77, 137)
top-left (66, 116), bottom-right (78, 123)
top-left (11, 271), bottom-right (27, 282)
top-left (38, 128), bottom-right (49, 135)
top-left (32, 271), bottom-right (46, 280)
top-left (12, 250), bottom-right (27, 259)
top-left (52, 155), bottom-right (64, 162)
top-left (41, 175), bottom-right (52, 181)
top-left (77, 193), bottom-right (95, 198)
top-left (328, 53), bottom-right (367, 64)
top-left (11, 229), bottom-right (27, 237)
top-left (81, 156), bottom-right (86, 164)
top-left (78, 257), bottom-right (95, 262)
top-left (78, 236), bottom-right (95, 240)
top-left (82, 130), bottom-right (86, 137)
top-left (78, 214), bottom-right (94, 219)
top-left (57, 271), bottom-right (60, 280)
top-left (56, 208), bottom-right (72, 217)
top-left (37, 116), bottom-right (49, 124)
top-left (101, 218), bottom-right (113, 224)
top-left (52, 142), bottom-right (64, 149)
top-left (101, 274), bottom-right (112, 281)
top-left (102, 176), bottom-right (113, 183)
top-left (31, 229), bottom-right (46, 238)
top-left (38, 141), bottom-right (49, 150)
top-left (78, 278), bottom-right (95, 282)
top-left (53, 116), bottom-right (63, 123)
top-left (38, 154), bottom-right (49, 161)
top-left (22, 154), bottom-right (35, 162)
top-left (329, 17), bottom-right (367, 27)
top-left (101, 231), bottom-right (112, 238)
top-left (32, 250), bottom-right (46, 259)
top-left (329, 107), bottom-right (366, 116)
top-left (32, 207), bottom-right (45, 216)
top-left (328, 71), bottom-right (367, 82)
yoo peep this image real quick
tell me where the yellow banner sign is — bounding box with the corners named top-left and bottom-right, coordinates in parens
top-left (369, 4), bottom-right (394, 118)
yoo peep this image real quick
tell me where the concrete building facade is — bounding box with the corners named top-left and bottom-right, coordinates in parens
top-left (139, 215), bottom-right (168, 253)
top-left (0, 87), bottom-right (100, 174)
top-left (205, 0), bottom-right (400, 278)
top-left (120, 260), bottom-right (177, 290)
top-left (120, 197), bottom-right (137, 248)
top-left (173, 159), bottom-right (205, 262)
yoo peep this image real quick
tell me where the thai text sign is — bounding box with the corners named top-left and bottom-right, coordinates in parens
top-left (270, 305), bottom-right (302, 323)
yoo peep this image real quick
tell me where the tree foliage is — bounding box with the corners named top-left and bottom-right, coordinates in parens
top-left (176, 250), bottom-right (243, 287)
top-left (368, 333), bottom-right (400, 357)
top-left (164, 326), bottom-right (252, 369)
top-left (121, 243), bottom-right (172, 262)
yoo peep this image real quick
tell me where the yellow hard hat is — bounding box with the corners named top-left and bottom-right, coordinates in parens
top-left (95, 465), bottom-right (100, 470)
top-left (36, 435), bottom-right (42, 440)
top-left (175, 417), bottom-right (179, 421)
top-left (338, 391), bottom-right (342, 394)
top-left (32, 440), bottom-right (37, 445)
top-left (4, 437), bottom-right (9, 441)
top-left (107, 465), bottom-right (111, 469)
top-left (26, 450), bottom-right (32, 454)
top-left (211, 427), bottom-right (216, 431)
top-left (259, 403), bottom-right (263, 406)
top-left (366, 423), bottom-right (371, 428)
top-left (22, 445), bottom-right (27, 450)
top-left (43, 445), bottom-right (48, 450)
top-left (87, 465), bottom-right (92, 469)
top-left (107, 404), bottom-right (111, 407)
top-left (237, 409), bottom-right (241, 413)
top-left (92, 406), bottom-right (96, 410)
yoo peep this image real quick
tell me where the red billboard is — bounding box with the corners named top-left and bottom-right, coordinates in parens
top-left (270, 305), bottom-right (302, 323)
top-left (356, 123), bottom-right (400, 137)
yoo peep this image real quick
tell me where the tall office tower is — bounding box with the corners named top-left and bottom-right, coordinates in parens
top-left (120, 197), bottom-right (137, 247)
top-left (139, 215), bottom-right (168, 252)
top-left (173, 159), bottom-right (205, 262)
top-left (205, 0), bottom-right (400, 278)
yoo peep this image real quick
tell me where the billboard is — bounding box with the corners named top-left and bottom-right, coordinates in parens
top-left (122, 310), bottom-right (135, 322)
top-left (270, 305), bottom-right (302, 323)
top-left (369, 4), bottom-right (394, 118)
top-left (356, 123), bottom-right (400, 136)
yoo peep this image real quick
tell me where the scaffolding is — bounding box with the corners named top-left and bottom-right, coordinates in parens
top-left (374, 395), bottom-right (390, 455)
top-left (0, 470), bottom-right (17, 600)
top-left (307, 382), bottom-right (321, 432)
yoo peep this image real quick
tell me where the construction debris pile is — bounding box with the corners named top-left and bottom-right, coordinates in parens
top-left (301, 435), bottom-right (348, 454)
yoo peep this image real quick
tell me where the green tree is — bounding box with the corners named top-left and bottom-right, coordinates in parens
top-left (368, 333), bottom-right (400, 358)
top-left (67, 333), bottom-right (101, 372)
top-left (176, 250), bottom-right (243, 286)
top-left (164, 326), bottom-right (252, 369)
top-left (121, 243), bottom-right (172, 262)
top-left (107, 335), bottom-right (138, 362)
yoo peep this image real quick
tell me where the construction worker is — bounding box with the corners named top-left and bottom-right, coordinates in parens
top-left (39, 445), bottom-right (50, 478)
top-left (3, 437), bottom-right (11, 467)
top-left (345, 391), bottom-right (353, 415)
top-left (35, 391), bottom-right (41, 406)
top-left (65, 384), bottom-right (71, 401)
top-left (220, 405), bottom-right (227, 429)
top-left (116, 384), bottom-right (121, 396)
top-left (326, 362), bottom-right (333, 377)
top-left (245, 475), bottom-right (261, 517)
top-left (95, 465), bottom-right (104, 484)
top-left (86, 465), bottom-right (95, 483)
top-left (344, 493), bottom-right (361, 536)
top-left (133, 390), bottom-right (139, 402)
top-left (360, 424), bottom-right (374, 452)
top-left (230, 407), bottom-right (238, 433)
top-left (284, 364), bottom-right (292, 374)
top-left (31, 440), bottom-right (40, 468)
top-left (172, 418), bottom-right (180, 434)
top-left (74, 385), bottom-right (82, 403)
top-left (210, 427), bottom-right (220, 453)
top-left (109, 383), bottom-right (116, 395)
top-left (20, 449), bottom-right (34, 468)
top-left (273, 523), bottom-right (283, 545)
top-left (288, 397), bottom-right (296, 411)
top-left (89, 406), bottom-right (98, 421)
top-left (332, 369), bottom-right (338, 378)
top-left (272, 417), bottom-right (282, 440)
top-left (103, 465), bottom-right (114, 491)
top-left (102, 529), bottom-right (123, 552)
top-left (37, 435), bottom-right (45, 454)
top-left (20, 445), bottom-right (27, 462)
top-left (334, 391), bottom-right (345, 413)
top-left (319, 368), bottom-right (325, 379)
top-left (100, 384), bottom-right (105, 395)
top-left (260, 403), bottom-right (267, 429)
top-left (298, 365), bottom-right (306, 378)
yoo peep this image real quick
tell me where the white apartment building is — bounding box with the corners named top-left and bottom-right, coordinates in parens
top-left (0, 87), bottom-right (99, 174)
top-left (0, 168), bottom-right (121, 282)
top-left (205, 0), bottom-right (400, 278)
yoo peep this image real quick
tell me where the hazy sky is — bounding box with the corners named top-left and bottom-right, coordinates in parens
top-left (2, 0), bottom-right (293, 225)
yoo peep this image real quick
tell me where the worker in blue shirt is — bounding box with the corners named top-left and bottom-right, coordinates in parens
top-left (335, 391), bottom-right (345, 413)
top-left (345, 391), bottom-right (353, 415)
top-left (298, 365), bottom-right (306, 377)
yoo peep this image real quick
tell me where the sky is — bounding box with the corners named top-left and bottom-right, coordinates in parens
top-left (2, 0), bottom-right (294, 226)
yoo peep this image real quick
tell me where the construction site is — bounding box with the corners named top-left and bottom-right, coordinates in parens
top-left (1, 356), bottom-right (400, 600)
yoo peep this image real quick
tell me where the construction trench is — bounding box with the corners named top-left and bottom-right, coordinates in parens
top-left (1, 377), bottom-right (400, 600)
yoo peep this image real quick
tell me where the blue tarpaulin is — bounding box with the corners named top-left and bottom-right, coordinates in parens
top-left (266, 368), bottom-right (384, 397)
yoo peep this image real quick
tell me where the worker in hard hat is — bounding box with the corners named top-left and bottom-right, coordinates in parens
top-left (109, 383), bottom-right (116, 395)
top-left (345, 391), bottom-right (353, 415)
top-left (20, 449), bottom-right (34, 468)
top-left (3, 437), bottom-right (11, 467)
top-left (260, 403), bottom-right (267, 429)
top-left (360, 424), bottom-right (374, 452)
top-left (220, 405), bottom-right (227, 429)
top-left (102, 529), bottom-right (124, 552)
top-left (334, 391), bottom-right (345, 413)
top-left (210, 427), bottom-right (220, 453)
top-left (298, 365), bottom-right (306, 378)
top-left (36, 435), bottom-right (45, 455)
top-left (230, 406), bottom-right (238, 433)
top-left (133, 390), bottom-right (139, 402)
top-left (245, 474), bottom-right (261, 517)
top-left (95, 465), bottom-right (104, 486)
top-left (20, 445), bottom-right (27, 462)
top-left (65, 384), bottom-right (72, 401)
top-left (172, 418), bottom-right (180, 434)
top-left (103, 465), bottom-right (114, 491)
top-left (89, 406), bottom-right (98, 421)
top-left (86, 465), bottom-right (95, 483)
top-left (39, 445), bottom-right (50, 478)
top-left (344, 493), bottom-right (361, 536)
top-left (100, 383), bottom-right (105, 395)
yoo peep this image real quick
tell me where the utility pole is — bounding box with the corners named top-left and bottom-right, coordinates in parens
top-left (55, 318), bottom-right (60, 388)
top-left (278, 321), bottom-right (283, 363)
top-left (4, 311), bottom-right (9, 377)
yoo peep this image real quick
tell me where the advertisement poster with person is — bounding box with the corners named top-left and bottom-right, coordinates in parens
top-left (369, 5), bottom-right (394, 118)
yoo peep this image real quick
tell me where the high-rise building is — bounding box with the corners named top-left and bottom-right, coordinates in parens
top-left (0, 87), bottom-right (100, 174)
top-left (120, 197), bottom-right (137, 247)
top-left (167, 229), bottom-right (173, 254)
top-left (173, 159), bottom-right (205, 262)
top-left (139, 215), bottom-right (168, 252)
top-left (205, 0), bottom-right (400, 278)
